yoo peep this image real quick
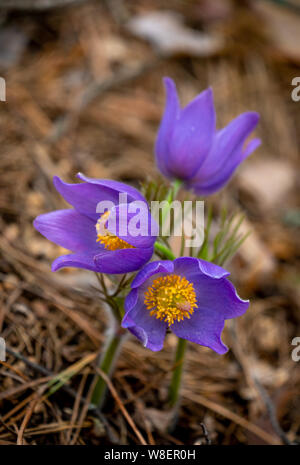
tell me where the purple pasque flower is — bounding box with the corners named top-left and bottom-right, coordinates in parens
top-left (122, 257), bottom-right (249, 353)
top-left (155, 77), bottom-right (261, 195)
top-left (33, 173), bottom-right (158, 274)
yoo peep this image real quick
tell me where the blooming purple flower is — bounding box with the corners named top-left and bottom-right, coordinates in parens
top-left (122, 257), bottom-right (249, 353)
top-left (33, 173), bottom-right (157, 274)
top-left (155, 77), bottom-right (261, 195)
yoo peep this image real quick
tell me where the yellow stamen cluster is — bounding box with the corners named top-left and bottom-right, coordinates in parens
top-left (95, 211), bottom-right (134, 251)
top-left (144, 274), bottom-right (198, 326)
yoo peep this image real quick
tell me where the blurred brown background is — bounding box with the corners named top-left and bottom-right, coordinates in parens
top-left (0, 0), bottom-right (299, 445)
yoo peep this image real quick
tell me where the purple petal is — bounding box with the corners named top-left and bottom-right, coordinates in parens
top-left (76, 173), bottom-right (146, 203)
top-left (243, 137), bottom-right (261, 158)
top-left (124, 287), bottom-right (139, 312)
top-left (94, 247), bottom-right (154, 274)
top-left (194, 112), bottom-right (259, 181)
top-left (52, 250), bottom-right (100, 272)
top-left (123, 291), bottom-right (167, 351)
top-left (105, 203), bottom-right (158, 248)
top-left (131, 260), bottom-right (174, 289)
top-left (155, 77), bottom-right (180, 178)
top-left (173, 257), bottom-right (230, 280)
top-left (173, 257), bottom-right (248, 319)
top-left (167, 88), bottom-right (216, 179)
top-left (53, 176), bottom-right (118, 221)
top-left (189, 148), bottom-right (251, 195)
top-left (192, 275), bottom-right (249, 319)
top-left (188, 112), bottom-right (260, 195)
top-left (171, 310), bottom-right (228, 354)
top-left (33, 209), bottom-right (96, 252)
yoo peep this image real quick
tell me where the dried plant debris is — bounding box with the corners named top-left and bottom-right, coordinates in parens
top-left (127, 11), bottom-right (223, 57)
top-left (253, 0), bottom-right (300, 63)
top-left (0, 0), bottom-right (87, 11)
top-left (0, 0), bottom-right (299, 445)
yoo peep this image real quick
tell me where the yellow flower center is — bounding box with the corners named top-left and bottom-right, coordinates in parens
top-left (144, 274), bottom-right (198, 326)
top-left (95, 211), bottom-right (134, 251)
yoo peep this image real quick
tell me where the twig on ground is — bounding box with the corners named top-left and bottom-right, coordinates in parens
top-left (229, 321), bottom-right (291, 445)
top-left (5, 347), bottom-right (118, 443)
top-left (254, 378), bottom-right (292, 446)
top-left (200, 422), bottom-right (211, 445)
top-left (95, 366), bottom-right (147, 445)
top-left (182, 390), bottom-right (278, 445)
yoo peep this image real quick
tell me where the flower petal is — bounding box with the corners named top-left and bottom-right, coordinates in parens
top-left (123, 290), bottom-right (167, 351)
top-left (155, 77), bottom-right (180, 178)
top-left (76, 173), bottom-right (146, 203)
top-left (193, 112), bottom-right (260, 181)
top-left (171, 310), bottom-right (228, 354)
top-left (53, 176), bottom-right (117, 220)
top-left (188, 112), bottom-right (260, 195)
top-left (131, 260), bottom-right (174, 289)
top-left (192, 275), bottom-right (249, 319)
top-left (105, 203), bottom-right (158, 248)
top-left (173, 258), bottom-right (248, 319)
top-left (94, 247), bottom-right (154, 274)
top-left (52, 250), bottom-right (100, 272)
top-left (243, 137), bottom-right (261, 158)
top-left (189, 150), bottom-right (249, 195)
top-left (173, 256), bottom-right (230, 280)
top-left (167, 88), bottom-right (215, 179)
top-left (33, 209), bottom-right (96, 252)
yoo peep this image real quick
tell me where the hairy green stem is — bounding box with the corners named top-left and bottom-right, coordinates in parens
top-left (154, 242), bottom-right (176, 260)
top-left (172, 178), bottom-right (183, 200)
top-left (161, 179), bottom-right (182, 225)
top-left (168, 338), bottom-right (187, 408)
top-left (91, 325), bottom-right (125, 409)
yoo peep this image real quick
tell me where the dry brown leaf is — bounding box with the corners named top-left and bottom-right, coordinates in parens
top-left (127, 11), bottom-right (223, 57)
top-left (235, 218), bottom-right (276, 290)
top-left (144, 408), bottom-right (174, 433)
top-left (237, 158), bottom-right (295, 212)
top-left (253, 0), bottom-right (300, 62)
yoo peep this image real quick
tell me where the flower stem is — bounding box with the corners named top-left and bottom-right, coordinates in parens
top-left (161, 179), bottom-right (182, 224)
top-left (172, 178), bottom-right (183, 199)
top-left (154, 242), bottom-right (176, 260)
top-left (91, 325), bottom-right (125, 409)
top-left (168, 338), bottom-right (187, 408)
